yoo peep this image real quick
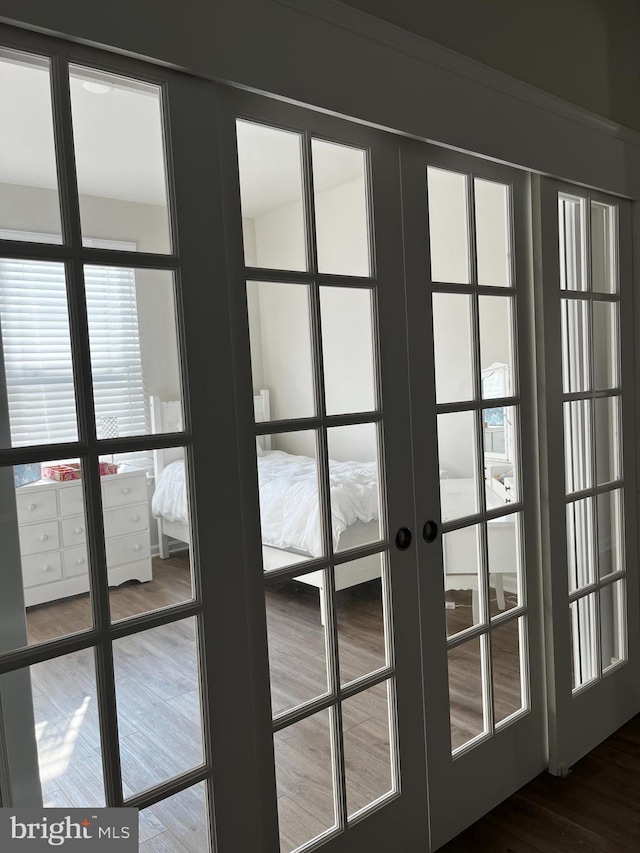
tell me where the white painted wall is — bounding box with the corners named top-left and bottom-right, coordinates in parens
top-left (0, 182), bottom-right (181, 404)
top-left (428, 171), bottom-right (513, 478)
top-left (247, 176), bottom-right (377, 462)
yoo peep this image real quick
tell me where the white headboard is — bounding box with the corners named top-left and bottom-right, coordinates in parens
top-left (254, 389), bottom-right (272, 451)
top-left (150, 396), bottom-right (185, 475)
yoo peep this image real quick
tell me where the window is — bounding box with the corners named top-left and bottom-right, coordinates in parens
top-left (0, 234), bottom-right (147, 448)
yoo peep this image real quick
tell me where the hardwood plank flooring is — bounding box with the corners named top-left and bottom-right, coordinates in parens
top-left (441, 713), bottom-right (640, 852)
top-left (21, 557), bottom-right (640, 851)
top-left (24, 554), bottom-right (520, 852)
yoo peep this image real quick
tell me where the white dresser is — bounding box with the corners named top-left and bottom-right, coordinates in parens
top-left (17, 467), bottom-right (153, 607)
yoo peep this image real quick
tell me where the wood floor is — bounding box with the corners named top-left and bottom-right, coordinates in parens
top-left (24, 557), bottom-right (521, 852)
top-left (22, 559), bottom-right (640, 852)
top-left (441, 713), bottom-right (640, 853)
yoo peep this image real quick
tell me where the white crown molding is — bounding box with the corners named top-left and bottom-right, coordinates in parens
top-left (275, 0), bottom-right (640, 148)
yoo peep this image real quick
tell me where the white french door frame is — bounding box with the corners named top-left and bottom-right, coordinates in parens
top-left (217, 89), bottom-right (431, 853)
top-left (0, 23), bottom-right (264, 853)
top-left (400, 142), bottom-right (547, 849)
top-left (533, 175), bottom-right (640, 775)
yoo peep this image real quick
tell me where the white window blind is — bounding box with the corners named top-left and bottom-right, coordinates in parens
top-left (0, 236), bottom-right (147, 451)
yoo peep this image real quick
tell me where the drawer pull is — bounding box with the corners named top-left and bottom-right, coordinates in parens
top-left (43, 564), bottom-right (51, 573)
top-left (74, 527), bottom-right (83, 534)
top-left (134, 544), bottom-right (142, 551)
top-left (77, 557), bottom-right (85, 565)
top-left (131, 515), bottom-right (140, 523)
top-left (39, 534), bottom-right (48, 542)
top-left (27, 504), bottom-right (36, 511)
top-left (122, 487), bottom-right (131, 495)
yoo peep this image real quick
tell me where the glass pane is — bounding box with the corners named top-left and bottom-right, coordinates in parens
top-left (595, 396), bottom-right (621, 485)
top-left (564, 399), bottom-right (592, 494)
top-left (561, 298), bottom-right (590, 393)
top-left (0, 50), bottom-right (62, 243)
top-left (484, 405), bottom-right (518, 508)
top-left (259, 431), bottom-right (323, 572)
top-left (559, 195), bottom-right (586, 291)
top-left (570, 594), bottom-right (597, 689)
top-left (109, 447), bottom-right (193, 622)
top-left (343, 681), bottom-right (394, 817)
top-left (427, 167), bottom-right (470, 284)
top-left (474, 179), bottom-right (511, 288)
top-left (488, 512), bottom-right (522, 618)
top-left (479, 296), bottom-right (514, 395)
top-left (30, 649), bottom-right (105, 805)
top-left (320, 286), bottom-right (376, 415)
top-left (237, 121), bottom-right (306, 271)
top-left (0, 258), bottom-right (77, 448)
top-left (0, 459), bottom-right (94, 651)
top-left (114, 617), bottom-right (204, 795)
top-left (274, 710), bottom-right (336, 853)
top-left (84, 266), bottom-right (182, 438)
top-left (438, 411), bottom-right (479, 522)
top-left (591, 201), bottom-right (616, 294)
top-left (140, 782), bottom-right (210, 852)
top-left (265, 570), bottom-right (329, 716)
top-left (492, 617), bottom-right (524, 725)
top-left (433, 292), bottom-right (474, 404)
top-left (327, 423), bottom-right (383, 553)
top-left (448, 636), bottom-right (486, 751)
top-left (336, 553), bottom-right (387, 684)
top-left (566, 498), bottom-right (595, 592)
top-left (443, 524), bottom-right (483, 635)
top-left (69, 66), bottom-right (171, 253)
top-left (592, 302), bottom-right (618, 390)
top-left (312, 140), bottom-right (370, 276)
top-left (600, 580), bottom-right (625, 672)
top-left (247, 280), bottom-right (315, 421)
top-left (597, 489), bottom-right (623, 579)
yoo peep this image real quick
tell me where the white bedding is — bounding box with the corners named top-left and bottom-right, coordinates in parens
top-left (152, 450), bottom-right (379, 557)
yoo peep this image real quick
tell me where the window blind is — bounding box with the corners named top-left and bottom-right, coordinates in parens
top-left (0, 238), bottom-right (148, 453)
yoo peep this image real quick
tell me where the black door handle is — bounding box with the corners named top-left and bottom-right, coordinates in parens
top-left (395, 527), bottom-right (413, 551)
top-left (423, 520), bottom-right (439, 543)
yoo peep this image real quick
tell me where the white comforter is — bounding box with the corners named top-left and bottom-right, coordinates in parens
top-left (152, 451), bottom-right (379, 557)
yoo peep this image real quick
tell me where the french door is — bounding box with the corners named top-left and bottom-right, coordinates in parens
top-left (218, 91), bottom-right (430, 853)
top-left (0, 24), bottom-right (264, 853)
top-left (535, 177), bottom-right (640, 774)
top-left (400, 144), bottom-right (547, 848)
top-left (221, 92), bottom-right (551, 851)
top-left (2, 24), bottom-right (638, 853)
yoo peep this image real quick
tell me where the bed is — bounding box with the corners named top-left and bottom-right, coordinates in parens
top-left (150, 393), bottom-right (383, 621)
top-left (150, 395), bottom-right (515, 623)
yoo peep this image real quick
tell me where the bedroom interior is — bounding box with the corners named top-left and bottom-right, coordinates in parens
top-left (0, 53), bottom-right (524, 850)
top-left (0, 6), bottom-right (635, 852)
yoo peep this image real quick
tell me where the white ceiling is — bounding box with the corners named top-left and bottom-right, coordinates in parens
top-left (0, 58), bottom-right (169, 206)
top-left (0, 55), bottom-right (363, 213)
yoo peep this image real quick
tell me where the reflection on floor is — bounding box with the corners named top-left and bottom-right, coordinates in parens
top-left (24, 557), bottom-right (521, 853)
top-left (27, 554), bottom-right (207, 853)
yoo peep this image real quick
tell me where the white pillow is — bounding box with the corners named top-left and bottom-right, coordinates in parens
top-left (256, 437), bottom-right (264, 457)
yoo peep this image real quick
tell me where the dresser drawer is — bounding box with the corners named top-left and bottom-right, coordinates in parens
top-left (105, 532), bottom-right (150, 567)
top-left (102, 475), bottom-right (147, 509)
top-left (59, 485), bottom-right (85, 517)
top-left (16, 489), bottom-right (57, 524)
top-left (63, 546), bottom-right (89, 579)
top-left (104, 503), bottom-right (149, 539)
top-left (19, 521), bottom-right (60, 556)
top-left (61, 515), bottom-right (87, 547)
top-left (21, 551), bottom-right (63, 588)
